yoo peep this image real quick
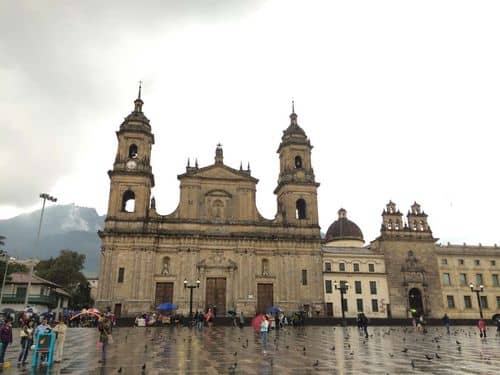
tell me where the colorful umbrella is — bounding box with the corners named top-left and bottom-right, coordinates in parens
top-left (252, 314), bottom-right (265, 332)
top-left (265, 306), bottom-right (281, 314)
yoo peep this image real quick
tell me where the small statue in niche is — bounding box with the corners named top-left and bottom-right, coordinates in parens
top-left (162, 259), bottom-right (169, 275)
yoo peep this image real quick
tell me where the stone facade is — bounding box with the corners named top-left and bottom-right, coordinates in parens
top-left (96, 92), bottom-right (323, 317)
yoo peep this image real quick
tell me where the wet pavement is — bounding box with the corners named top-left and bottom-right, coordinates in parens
top-left (1, 325), bottom-right (499, 374)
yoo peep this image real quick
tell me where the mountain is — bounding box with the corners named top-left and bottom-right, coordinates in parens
top-left (0, 204), bottom-right (105, 275)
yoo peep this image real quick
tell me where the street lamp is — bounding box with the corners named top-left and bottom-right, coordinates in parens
top-left (334, 280), bottom-right (349, 325)
top-left (184, 278), bottom-right (201, 319)
top-left (0, 252), bottom-right (16, 306)
top-left (24, 193), bottom-right (57, 306)
top-left (469, 283), bottom-right (485, 319)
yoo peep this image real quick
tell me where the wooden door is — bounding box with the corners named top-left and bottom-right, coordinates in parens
top-left (326, 303), bottom-right (333, 317)
top-left (205, 277), bottom-right (226, 316)
top-left (257, 284), bottom-right (273, 314)
top-left (114, 303), bottom-right (122, 318)
top-left (155, 282), bottom-right (174, 306)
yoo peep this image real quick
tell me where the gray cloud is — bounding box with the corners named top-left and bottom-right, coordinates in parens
top-left (0, 0), bottom-right (263, 207)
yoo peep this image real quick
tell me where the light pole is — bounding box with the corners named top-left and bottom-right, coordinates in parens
top-left (184, 278), bottom-right (200, 319)
top-left (24, 193), bottom-right (57, 306)
top-left (334, 280), bottom-right (349, 325)
top-left (469, 283), bottom-right (485, 319)
top-left (0, 252), bottom-right (16, 306)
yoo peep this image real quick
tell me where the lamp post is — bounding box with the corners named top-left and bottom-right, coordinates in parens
top-left (184, 278), bottom-right (200, 319)
top-left (334, 280), bottom-right (349, 325)
top-left (24, 193), bottom-right (57, 306)
top-left (469, 283), bottom-right (485, 319)
top-left (0, 252), bottom-right (16, 306)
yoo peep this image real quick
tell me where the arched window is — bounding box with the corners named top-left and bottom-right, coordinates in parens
top-left (162, 256), bottom-right (170, 275)
top-left (122, 190), bottom-right (135, 212)
top-left (419, 220), bottom-right (425, 231)
top-left (128, 144), bottom-right (138, 159)
top-left (296, 199), bottom-right (307, 220)
top-left (262, 259), bottom-right (270, 276)
top-left (294, 155), bottom-right (303, 169)
top-left (387, 219), bottom-right (392, 230)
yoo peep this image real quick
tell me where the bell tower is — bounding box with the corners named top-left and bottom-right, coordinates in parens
top-left (106, 84), bottom-right (155, 221)
top-left (274, 103), bottom-right (319, 226)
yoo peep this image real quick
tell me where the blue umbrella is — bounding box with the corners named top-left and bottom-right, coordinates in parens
top-left (157, 303), bottom-right (177, 311)
top-left (265, 306), bottom-right (281, 314)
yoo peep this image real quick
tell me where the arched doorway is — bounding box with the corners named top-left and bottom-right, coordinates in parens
top-left (408, 288), bottom-right (423, 316)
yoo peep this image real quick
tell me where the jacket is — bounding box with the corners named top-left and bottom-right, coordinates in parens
top-left (0, 324), bottom-right (13, 343)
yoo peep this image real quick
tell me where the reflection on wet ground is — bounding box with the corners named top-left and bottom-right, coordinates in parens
top-left (2, 325), bottom-right (500, 374)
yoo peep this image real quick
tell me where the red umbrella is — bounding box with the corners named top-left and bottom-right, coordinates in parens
top-left (252, 314), bottom-right (265, 332)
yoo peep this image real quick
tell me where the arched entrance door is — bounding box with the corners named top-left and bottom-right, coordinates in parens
top-left (408, 288), bottom-right (423, 316)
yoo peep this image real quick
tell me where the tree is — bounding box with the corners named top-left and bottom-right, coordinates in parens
top-left (0, 260), bottom-right (28, 281)
top-left (35, 249), bottom-right (93, 309)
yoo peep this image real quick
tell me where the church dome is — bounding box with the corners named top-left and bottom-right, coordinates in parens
top-left (325, 208), bottom-right (364, 243)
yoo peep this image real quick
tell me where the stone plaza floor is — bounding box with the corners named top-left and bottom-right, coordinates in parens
top-left (1, 325), bottom-right (499, 374)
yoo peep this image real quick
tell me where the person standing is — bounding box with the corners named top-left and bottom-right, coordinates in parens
top-left (97, 316), bottom-right (112, 363)
top-left (0, 318), bottom-right (13, 368)
top-left (53, 320), bottom-right (67, 363)
top-left (496, 318), bottom-right (500, 336)
top-left (442, 313), bottom-right (451, 335)
top-left (260, 315), bottom-right (269, 354)
top-left (478, 318), bottom-right (487, 338)
top-left (17, 320), bottom-right (34, 366)
top-left (239, 311), bottom-right (245, 328)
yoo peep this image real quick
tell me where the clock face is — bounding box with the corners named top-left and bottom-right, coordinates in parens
top-left (126, 160), bottom-right (137, 170)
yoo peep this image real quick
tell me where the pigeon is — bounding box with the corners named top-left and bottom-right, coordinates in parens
top-left (457, 346), bottom-right (462, 352)
top-left (402, 348), bottom-right (408, 353)
top-left (286, 345), bottom-right (290, 350)
top-left (330, 346), bottom-right (335, 351)
top-left (142, 363), bottom-right (146, 371)
top-left (411, 360), bottom-right (416, 369)
top-left (435, 353), bottom-right (441, 359)
top-left (117, 368), bottom-right (122, 373)
top-left (389, 353), bottom-right (394, 358)
top-left (313, 360), bottom-right (319, 367)
top-left (228, 362), bottom-right (238, 371)
top-left (233, 352), bottom-right (237, 357)
top-left (456, 340), bottom-right (461, 345)
top-left (425, 354), bottom-right (433, 360)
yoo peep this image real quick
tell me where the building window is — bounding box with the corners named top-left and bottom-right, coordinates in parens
top-left (464, 295), bottom-right (472, 309)
top-left (295, 199), bottom-right (307, 220)
top-left (371, 299), bottom-right (379, 312)
top-left (325, 280), bottom-right (332, 294)
top-left (368, 263), bottom-right (375, 272)
top-left (458, 259), bottom-right (464, 265)
top-left (326, 302), bottom-right (333, 316)
top-left (492, 274), bottom-right (499, 287)
top-left (447, 295), bottom-right (455, 308)
top-left (369, 281), bottom-right (377, 295)
top-left (355, 281), bottom-right (362, 294)
top-left (294, 155), bottom-right (303, 169)
top-left (356, 299), bottom-right (364, 312)
top-left (491, 260), bottom-right (496, 266)
top-left (353, 263), bottom-right (360, 272)
top-left (128, 143), bottom-right (138, 158)
top-left (443, 273), bottom-right (451, 286)
top-left (459, 273), bottom-right (467, 286)
top-left (121, 190), bottom-right (136, 212)
top-left (324, 262), bottom-right (331, 272)
top-left (476, 274), bottom-right (483, 285)
top-left (475, 259), bottom-right (480, 266)
top-left (118, 267), bottom-right (125, 283)
top-left (497, 296), bottom-right (500, 309)
top-left (480, 296), bottom-right (488, 309)
top-left (342, 298), bottom-right (348, 312)
top-left (441, 258), bottom-right (448, 265)
top-left (339, 263), bottom-right (346, 272)
top-left (301, 270), bottom-right (307, 285)
top-left (262, 259), bottom-right (270, 276)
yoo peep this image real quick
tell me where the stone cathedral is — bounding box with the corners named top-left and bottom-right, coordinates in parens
top-left (96, 90), bottom-right (323, 317)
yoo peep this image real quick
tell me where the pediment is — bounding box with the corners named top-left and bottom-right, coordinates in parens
top-left (180, 164), bottom-right (258, 183)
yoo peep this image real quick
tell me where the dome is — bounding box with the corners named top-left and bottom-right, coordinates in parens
top-left (325, 208), bottom-right (364, 243)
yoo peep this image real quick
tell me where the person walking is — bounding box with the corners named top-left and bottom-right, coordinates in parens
top-left (53, 320), bottom-right (67, 363)
top-left (442, 313), bottom-right (451, 335)
top-left (196, 311), bottom-right (204, 330)
top-left (97, 316), bottom-right (112, 363)
top-left (360, 313), bottom-right (369, 338)
top-left (496, 318), bottom-right (500, 336)
top-left (17, 320), bottom-right (34, 366)
top-left (0, 317), bottom-right (13, 369)
top-left (260, 315), bottom-right (270, 354)
top-left (239, 311), bottom-right (245, 328)
top-left (478, 318), bottom-right (487, 338)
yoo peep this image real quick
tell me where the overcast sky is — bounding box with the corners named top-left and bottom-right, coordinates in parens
top-left (1, 0), bottom-right (500, 245)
